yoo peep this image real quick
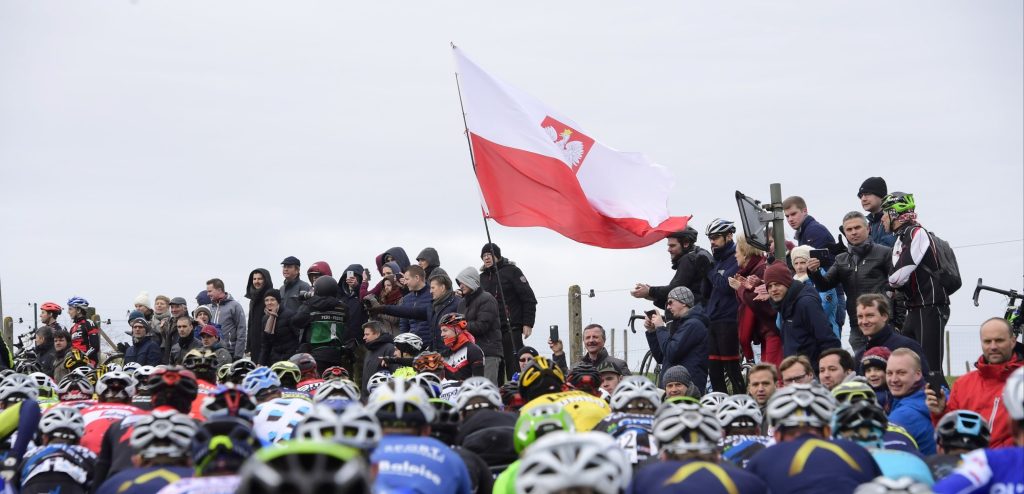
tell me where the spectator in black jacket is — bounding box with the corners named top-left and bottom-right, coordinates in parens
top-left (479, 243), bottom-right (538, 382)
top-left (291, 276), bottom-right (351, 378)
top-left (244, 268), bottom-right (273, 361)
top-left (643, 286), bottom-right (709, 394)
top-left (169, 315), bottom-right (202, 365)
top-left (852, 294), bottom-right (930, 376)
top-left (765, 261), bottom-right (841, 370)
top-left (631, 226), bottom-right (713, 309)
top-left (259, 289), bottom-right (300, 366)
top-left (808, 211), bottom-right (893, 354)
top-left (34, 327), bottom-right (57, 377)
top-left (456, 267), bottom-right (503, 385)
top-left (124, 317), bottom-right (162, 366)
top-left (361, 322), bottom-right (395, 398)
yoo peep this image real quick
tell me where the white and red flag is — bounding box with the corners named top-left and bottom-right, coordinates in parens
top-left (454, 47), bottom-right (690, 249)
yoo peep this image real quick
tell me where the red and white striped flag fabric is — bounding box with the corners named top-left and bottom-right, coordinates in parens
top-left (454, 47), bottom-right (690, 249)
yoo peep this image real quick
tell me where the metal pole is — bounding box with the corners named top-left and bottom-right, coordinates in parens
top-left (611, 328), bottom-right (616, 357)
top-left (622, 329), bottom-right (627, 362)
top-left (770, 183), bottom-right (787, 261)
top-left (32, 303), bottom-right (37, 331)
top-left (945, 331), bottom-right (951, 376)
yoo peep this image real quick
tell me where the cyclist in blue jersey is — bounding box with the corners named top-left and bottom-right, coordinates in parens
top-left (95, 409), bottom-right (197, 494)
top-left (716, 394), bottom-right (774, 468)
top-left (629, 402), bottom-right (766, 494)
top-left (926, 410), bottom-right (991, 481)
top-left (933, 367), bottom-right (1024, 494)
top-left (831, 400), bottom-right (933, 485)
top-left (19, 406), bottom-right (96, 494)
top-left (745, 383), bottom-right (882, 493)
top-left (367, 378), bottom-right (472, 494)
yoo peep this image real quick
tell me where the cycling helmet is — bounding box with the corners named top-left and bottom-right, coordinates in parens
top-left (311, 276), bottom-right (340, 298)
top-left (293, 405), bottom-right (343, 442)
top-left (39, 406), bottom-right (85, 442)
top-left (146, 366), bottom-right (199, 410)
top-left (665, 395), bottom-right (701, 406)
top-left (514, 403), bottom-right (575, 454)
top-left (29, 372), bottom-right (57, 400)
top-left (830, 400), bottom-right (888, 448)
top-left (699, 391), bottom-right (729, 410)
top-left (216, 363), bottom-right (232, 383)
top-left (438, 313), bottom-right (467, 331)
top-left (652, 402), bottom-right (723, 455)
top-left (228, 359), bottom-right (258, 385)
top-left (454, 376), bottom-right (502, 413)
top-left (935, 410), bottom-right (991, 451)
top-left (270, 361), bottom-right (302, 389)
top-left (409, 372), bottom-right (442, 399)
top-left (313, 379), bottom-right (360, 404)
top-left (191, 416), bottom-right (258, 476)
top-left (609, 376), bottom-right (662, 413)
top-left (307, 261), bottom-right (333, 278)
top-left (183, 348), bottom-right (218, 375)
top-left (853, 476), bottom-right (933, 494)
top-left (0, 373), bottom-right (40, 403)
top-left (392, 367), bottom-right (416, 380)
top-left (96, 371), bottom-right (137, 402)
top-left (289, 353), bottom-right (319, 379)
top-left (337, 404), bottom-right (382, 450)
top-left (134, 365), bottom-right (156, 383)
top-left (123, 362), bottom-right (141, 375)
top-left (366, 378), bottom-right (435, 426)
top-left (1004, 367), bottom-right (1024, 422)
top-left (63, 349), bottom-right (89, 371)
top-left (66, 297), bottom-right (89, 310)
top-left (41, 302), bottom-right (63, 315)
top-left (320, 366), bottom-right (350, 381)
top-left (881, 192), bottom-right (916, 215)
top-left (832, 380), bottom-right (878, 405)
top-left (100, 362), bottom-right (123, 374)
top-left (202, 385), bottom-right (257, 420)
top-left (392, 332), bottom-right (423, 356)
top-left (366, 371), bottom-right (392, 395)
top-left (716, 394), bottom-right (763, 430)
top-left (767, 383), bottom-right (836, 430)
top-left (236, 440), bottom-right (371, 494)
top-left (518, 356), bottom-right (565, 403)
top-left (667, 226), bottom-right (699, 243)
top-left (130, 409), bottom-right (197, 460)
top-left (0, 369), bottom-right (13, 379)
top-left (516, 431), bottom-right (631, 494)
top-left (705, 218), bottom-right (736, 236)
top-left (56, 372), bottom-right (94, 401)
top-left (15, 360), bottom-right (41, 375)
top-left (242, 367), bottom-right (281, 398)
top-left (429, 398), bottom-right (460, 444)
top-left (566, 363), bottom-right (602, 396)
top-left (412, 351), bottom-right (444, 373)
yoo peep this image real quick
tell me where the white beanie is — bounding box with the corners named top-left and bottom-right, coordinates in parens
top-left (133, 290), bottom-right (152, 309)
top-left (790, 245), bottom-right (812, 261)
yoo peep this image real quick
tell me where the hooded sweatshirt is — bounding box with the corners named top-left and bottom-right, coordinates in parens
top-left (374, 247), bottom-right (410, 275)
top-left (417, 247), bottom-right (448, 281)
top-left (340, 264), bottom-right (369, 346)
top-left (456, 267), bottom-right (502, 358)
top-left (245, 268), bottom-right (274, 358)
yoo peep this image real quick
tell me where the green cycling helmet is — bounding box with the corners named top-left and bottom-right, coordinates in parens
top-left (392, 367), bottom-right (417, 380)
top-left (881, 192), bottom-right (915, 214)
top-left (513, 403), bottom-right (575, 455)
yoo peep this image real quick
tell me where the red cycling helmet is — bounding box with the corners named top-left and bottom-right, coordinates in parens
top-left (321, 366), bottom-right (350, 380)
top-left (40, 302), bottom-right (63, 315)
top-left (307, 261), bottom-right (333, 277)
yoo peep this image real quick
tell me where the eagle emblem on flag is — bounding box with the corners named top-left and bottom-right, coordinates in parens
top-left (541, 116), bottom-right (594, 173)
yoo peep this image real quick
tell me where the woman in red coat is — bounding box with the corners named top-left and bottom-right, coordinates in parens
top-left (729, 236), bottom-right (783, 367)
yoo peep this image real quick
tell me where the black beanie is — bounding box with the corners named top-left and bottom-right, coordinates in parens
top-left (264, 288), bottom-right (282, 302)
top-left (481, 243), bottom-right (502, 259)
top-left (858, 177), bottom-right (887, 198)
top-left (518, 346), bottom-right (539, 358)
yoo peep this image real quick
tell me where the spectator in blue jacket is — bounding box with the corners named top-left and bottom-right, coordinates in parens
top-left (391, 266), bottom-right (433, 348)
top-left (858, 176), bottom-right (897, 247)
top-left (644, 286), bottom-right (709, 395)
top-left (886, 348), bottom-right (937, 455)
top-left (791, 245), bottom-right (841, 340)
top-left (784, 195), bottom-right (846, 328)
top-left (701, 218), bottom-right (743, 394)
top-left (124, 317), bottom-right (162, 366)
top-left (765, 261), bottom-right (841, 371)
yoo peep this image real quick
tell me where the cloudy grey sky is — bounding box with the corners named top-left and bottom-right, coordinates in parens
top-left (1, 1), bottom-right (1021, 372)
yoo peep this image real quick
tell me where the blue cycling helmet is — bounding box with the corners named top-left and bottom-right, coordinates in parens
top-left (66, 297), bottom-right (89, 309)
top-left (935, 410), bottom-right (990, 452)
top-left (242, 367), bottom-right (281, 398)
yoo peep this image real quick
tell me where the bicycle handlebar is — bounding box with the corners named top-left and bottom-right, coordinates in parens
top-left (628, 309), bottom-right (645, 334)
top-left (973, 278), bottom-right (1022, 307)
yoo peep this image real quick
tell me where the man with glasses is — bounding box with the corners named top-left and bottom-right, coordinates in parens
top-left (778, 356), bottom-right (815, 388)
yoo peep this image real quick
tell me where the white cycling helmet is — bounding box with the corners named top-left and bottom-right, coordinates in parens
top-left (393, 333), bottom-right (423, 353)
top-left (39, 406), bottom-right (85, 441)
top-left (705, 218), bottom-right (736, 236)
top-left (455, 376), bottom-right (502, 413)
top-left (0, 373), bottom-right (39, 403)
top-left (853, 476), bottom-right (933, 494)
top-left (609, 376), bottom-right (662, 413)
top-left (652, 402), bottom-right (723, 455)
top-left (1004, 367), bottom-right (1023, 421)
top-left (56, 372), bottom-right (94, 400)
top-left (699, 392), bottom-right (730, 410)
top-left (409, 372), bottom-right (442, 399)
top-left (516, 431), bottom-right (631, 494)
top-left (366, 371), bottom-right (392, 396)
top-left (366, 378), bottom-right (435, 426)
top-left (130, 409), bottom-right (197, 460)
top-left (716, 394), bottom-right (763, 430)
top-left (337, 404), bottom-right (383, 450)
top-left (29, 372), bottom-right (57, 400)
top-left (133, 365), bottom-right (156, 384)
top-left (767, 383), bottom-right (836, 430)
top-left (96, 371), bottom-right (137, 401)
top-left (314, 379), bottom-right (360, 403)
top-left (293, 405), bottom-right (343, 442)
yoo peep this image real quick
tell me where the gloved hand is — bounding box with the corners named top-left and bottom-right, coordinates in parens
top-left (116, 342), bottom-right (129, 353)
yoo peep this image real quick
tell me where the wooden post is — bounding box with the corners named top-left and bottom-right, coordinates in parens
top-left (568, 285), bottom-right (582, 365)
top-left (945, 331), bottom-right (951, 377)
top-left (2, 317), bottom-right (11, 350)
top-left (91, 312), bottom-right (117, 352)
top-left (622, 329), bottom-right (628, 363)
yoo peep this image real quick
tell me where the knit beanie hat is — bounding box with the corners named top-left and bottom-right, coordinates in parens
top-left (133, 291), bottom-right (151, 309)
top-left (858, 177), bottom-right (887, 198)
top-left (480, 243), bottom-right (502, 260)
top-left (861, 346), bottom-right (892, 370)
top-left (667, 286), bottom-right (695, 307)
top-left (790, 245), bottom-right (812, 261)
top-left (662, 365), bottom-right (693, 387)
top-left (193, 305), bottom-right (213, 320)
top-left (456, 267), bottom-right (482, 291)
top-left (763, 262), bottom-right (794, 288)
top-left (264, 288), bottom-right (282, 303)
top-left (518, 346), bottom-right (540, 358)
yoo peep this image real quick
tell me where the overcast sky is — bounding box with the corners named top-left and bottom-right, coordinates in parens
top-left (1, 1), bottom-right (1021, 372)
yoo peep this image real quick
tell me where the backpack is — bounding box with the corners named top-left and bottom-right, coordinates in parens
top-left (924, 229), bottom-right (962, 295)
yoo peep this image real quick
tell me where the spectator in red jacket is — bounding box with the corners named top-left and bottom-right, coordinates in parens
top-left (729, 235), bottom-right (782, 366)
top-left (926, 317), bottom-right (1024, 448)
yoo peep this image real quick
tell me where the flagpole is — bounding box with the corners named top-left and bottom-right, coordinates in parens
top-left (453, 44), bottom-right (517, 351)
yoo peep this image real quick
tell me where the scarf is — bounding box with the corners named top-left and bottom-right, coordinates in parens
top-left (444, 329), bottom-right (475, 351)
top-left (264, 308), bottom-right (278, 335)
